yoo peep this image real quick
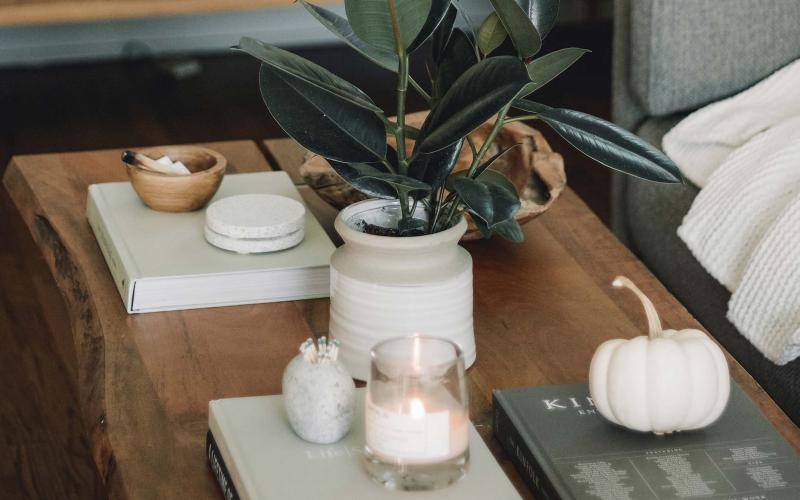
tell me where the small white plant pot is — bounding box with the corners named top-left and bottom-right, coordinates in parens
top-left (329, 199), bottom-right (475, 380)
top-left (282, 353), bottom-right (356, 444)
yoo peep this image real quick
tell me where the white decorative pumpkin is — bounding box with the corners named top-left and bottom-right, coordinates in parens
top-left (589, 276), bottom-right (730, 434)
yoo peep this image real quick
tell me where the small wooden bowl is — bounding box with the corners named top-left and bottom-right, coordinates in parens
top-left (126, 146), bottom-right (226, 212)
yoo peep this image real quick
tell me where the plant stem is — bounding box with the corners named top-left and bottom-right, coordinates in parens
top-left (399, 192), bottom-right (410, 221)
top-left (503, 114), bottom-right (537, 125)
top-left (387, 0), bottom-right (412, 227)
top-left (395, 53), bottom-right (409, 175)
top-left (442, 199), bottom-right (460, 229)
top-left (612, 276), bottom-right (663, 338)
top-left (409, 77), bottom-right (431, 102)
top-left (466, 102), bottom-right (512, 178)
top-left (466, 136), bottom-right (478, 158)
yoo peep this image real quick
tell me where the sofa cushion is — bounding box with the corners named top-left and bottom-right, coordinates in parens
top-left (629, 0), bottom-right (800, 117)
top-left (619, 117), bottom-right (800, 426)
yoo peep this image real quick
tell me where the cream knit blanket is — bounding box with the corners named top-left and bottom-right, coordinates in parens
top-left (662, 59), bottom-right (800, 365)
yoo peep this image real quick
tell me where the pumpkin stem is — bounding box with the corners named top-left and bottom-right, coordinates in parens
top-left (612, 276), bottom-right (663, 338)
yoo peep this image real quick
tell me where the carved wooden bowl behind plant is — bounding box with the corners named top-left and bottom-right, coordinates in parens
top-left (299, 111), bottom-right (567, 240)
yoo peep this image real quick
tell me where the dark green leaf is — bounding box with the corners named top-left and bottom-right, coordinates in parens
top-left (447, 165), bottom-right (518, 197)
top-left (329, 161), bottom-right (396, 198)
top-left (433, 28), bottom-right (477, 101)
top-left (493, 217), bottom-right (525, 241)
top-left (359, 173), bottom-right (432, 199)
top-left (473, 169), bottom-right (518, 197)
top-left (408, 138), bottom-right (464, 188)
top-left (473, 144), bottom-right (520, 178)
top-left (470, 214), bottom-right (492, 238)
top-left (345, 0), bottom-right (433, 52)
top-left (477, 12), bottom-right (507, 56)
top-left (522, 47), bottom-right (589, 95)
top-left (432, 4), bottom-right (458, 62)
top-left (408, 0), bottom-right (453, 52)
top-left (259, 64), bottom-right (386, 162)
top-left (452, 176), bottom-right (520, 227)
top-left (519, 0), bottom-right (559, 39)
top-left (418, 56), bottom-right (529, 153)
top-left (299, 1), bottom-right (398, 70)
top-left (236, 38), bottom-right (382, 114)
top-left (451, 0), bottom-right (477, 42)
top-left (513, 100), bottom-right (682, 182)
top-left (490, 0), bottom-right (541, 59)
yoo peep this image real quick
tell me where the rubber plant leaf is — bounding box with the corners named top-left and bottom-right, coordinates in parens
top-left (328, 161), bottom-right (396, 199)
top-left (417, 55), bottom-right (530, 154)
top-left (513, 100), bottom-right (682, 182)
top-left (451, 0), bottom-right (478, 43)
top-left (522, 47), bottom-right (589, 96)
top-left (408, 0), bottom-right (454, 52)
top-left (477, 12), bottom-right (507, 56)
top-left (434, 28), bottom-right (478, 101)
top-left (408, 137), bottom-right (464, 188)
top-left (236, 38), bottom-right (383, 114)
top-left (490, 0), bottom-right (541, 59)
top-left (345, 0), bottom-right (433, 52)
top-left (473, 144), bottom-right (520, 178)
top-left (447, 165), bottom-right (519, 197)
top-left (259, 64), bottom-right (386, 162)
top-left (432, 4), bottom-right (458, 62)
top-left (452, 176), bottom-right (520, 228)
top-left (492, 217), bottom-right (525, 241)
top-left (299, 1), bottom-right (398, 71)
top-left (357, 173), bottom-right (433, 200)
top-left (519, 0), bottom-right (559, 39)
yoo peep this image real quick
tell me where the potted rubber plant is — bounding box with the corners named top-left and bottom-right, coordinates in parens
top-left (236, 0), bottom-right (681, 379)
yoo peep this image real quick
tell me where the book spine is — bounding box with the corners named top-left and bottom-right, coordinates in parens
top-left (206, 431), bottom-right (240, 500)
top-left (492, 393), bottom-right (564, 500)
top-left (86, 186), bottom-right (135, 312)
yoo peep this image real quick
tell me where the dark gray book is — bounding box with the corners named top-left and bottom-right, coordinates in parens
top-left (493, 382), bottom-right (800, 499)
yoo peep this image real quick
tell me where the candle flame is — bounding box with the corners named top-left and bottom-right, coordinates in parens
top-left (409, 398), bottom-right (426, 419)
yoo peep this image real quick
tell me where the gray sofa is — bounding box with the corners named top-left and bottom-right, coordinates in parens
top-left (612, 0), bottom-right (800, 424)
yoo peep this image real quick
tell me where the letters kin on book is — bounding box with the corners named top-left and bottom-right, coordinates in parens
top-left (542, 396), bottom-right (597, 416)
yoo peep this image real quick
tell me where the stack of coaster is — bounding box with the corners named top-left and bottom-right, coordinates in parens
top-left (204, 194), bottom-right (306, 254)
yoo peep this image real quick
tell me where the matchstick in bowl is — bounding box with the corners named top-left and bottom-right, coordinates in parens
top-left (123, 146), bottom-right (226, 212)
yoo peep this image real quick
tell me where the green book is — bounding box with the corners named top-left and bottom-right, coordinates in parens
top-left (493, 382), bottom-right (800, 499)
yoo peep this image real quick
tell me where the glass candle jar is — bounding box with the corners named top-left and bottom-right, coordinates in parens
top-left (364, 336), bottom-right (469, 490)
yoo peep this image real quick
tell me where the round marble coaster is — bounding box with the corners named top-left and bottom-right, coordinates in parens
top-left (206, 194), bottom-right (305, 239)
top-left (204, 225), bottom-right (304, 254)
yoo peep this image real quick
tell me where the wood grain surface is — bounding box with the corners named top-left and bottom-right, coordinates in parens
top-left (3, 139), bottom-right (799, 499)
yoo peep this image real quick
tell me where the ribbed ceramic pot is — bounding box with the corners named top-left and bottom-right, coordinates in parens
top-left (330, 199), bottom-right (475, 380)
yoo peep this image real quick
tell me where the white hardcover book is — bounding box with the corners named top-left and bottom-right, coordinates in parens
top-left (86, 171), bottom-right (335, 313)
top-left (207, 388), bottom-right (522, 500)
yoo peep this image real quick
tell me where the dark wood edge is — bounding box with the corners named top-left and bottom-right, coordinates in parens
top-left (2, 163), bottom-right (113, 487)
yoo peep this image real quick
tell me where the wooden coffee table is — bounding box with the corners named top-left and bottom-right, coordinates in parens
top-left (4, 140), bottom-right (799, 499)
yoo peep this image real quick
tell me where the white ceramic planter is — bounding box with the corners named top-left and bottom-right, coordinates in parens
top-left (330, 199), bottom-right (475, 380)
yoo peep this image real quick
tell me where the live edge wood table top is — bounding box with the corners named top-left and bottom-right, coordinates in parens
top-left (4, 139), bottom-right (799, 499)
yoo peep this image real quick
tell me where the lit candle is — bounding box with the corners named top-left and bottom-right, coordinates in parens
top-left (364, 336), bottom-right (470, 490)
top-left (366, 387), bottom-right (469, 465)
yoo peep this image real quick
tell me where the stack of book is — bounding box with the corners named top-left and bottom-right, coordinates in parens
top-left (87, 171), bottom-right (334, 313)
